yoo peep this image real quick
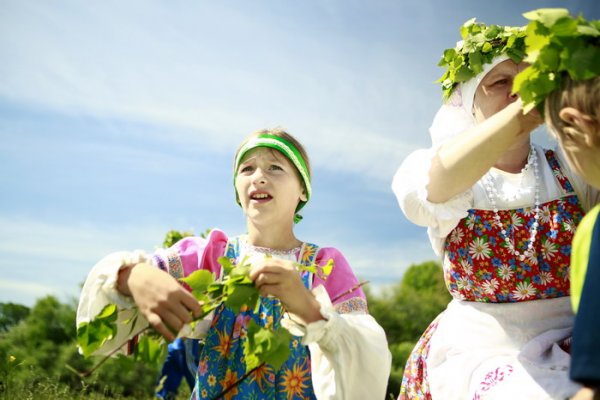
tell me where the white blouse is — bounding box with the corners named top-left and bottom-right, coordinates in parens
top-left (392, 143), bottom-right (600, 256)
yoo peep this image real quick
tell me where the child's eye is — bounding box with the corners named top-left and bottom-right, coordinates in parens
top-left (493, 78), bottom-right (509, 86)
top-left (270, 165), bottom-right (283, 171)
top-left (240, 165), bottom-right (253, 173)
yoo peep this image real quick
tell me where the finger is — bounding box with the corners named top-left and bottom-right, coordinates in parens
top-left (161, 309), bottom-right (186, 334)
top-left (252, 263), bottom-right (286, 277)
top-left (257, 284), bottom-right (281, 299)
top-left (146, 313), bottom-right (176, 342)
top-left (179, 291), bottom-right (203, 318)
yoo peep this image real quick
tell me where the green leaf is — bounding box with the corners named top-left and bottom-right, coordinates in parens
top-left (453, 65), bottom-right (474, 82)
top-left (564, 44), bottom-right (600, 80)
top-left (523, 8), bottom-right (569, 27)
top-left (551, 17), bottom-right (579, 36)
top-left (469, 51), bottom-right (483, 74)
top-left (217, 256), bottom-right (235, 275)
top-left (225, 284), bottom-right (259, 313)
top-left (243, 320), bottom-right (291, 372)
top-left (134, 334), bottom-right (167, 368)
top-left (77, 304), bottom-right (119, 357)
top-left (179, 269), bottom-right (214, 295)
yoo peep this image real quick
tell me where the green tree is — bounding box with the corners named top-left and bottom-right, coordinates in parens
top-left (367, 260), bottom-right (451, 397)
top-left (0, 303), bottom-right (30, 333)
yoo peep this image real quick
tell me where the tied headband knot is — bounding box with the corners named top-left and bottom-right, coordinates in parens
top-left (234, 134), bottom-right (311, 223)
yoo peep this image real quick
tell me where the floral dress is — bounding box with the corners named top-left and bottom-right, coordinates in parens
top-left (399, 150), bottom-right (586, 399)
top-left (192, 238), bottom-right (319, 400)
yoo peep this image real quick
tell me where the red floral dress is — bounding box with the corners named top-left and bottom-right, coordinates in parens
top-left (399, 150), bottom-right (586, 399)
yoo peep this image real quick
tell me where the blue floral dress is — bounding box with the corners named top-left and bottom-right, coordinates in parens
top-left (192, 237), bottom-right (319, 400)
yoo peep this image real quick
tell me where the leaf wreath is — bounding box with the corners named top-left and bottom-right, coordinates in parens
top-left (513, 8), bottom-right (600, 113)
top-left (437, 18), bottom-right (527, 100)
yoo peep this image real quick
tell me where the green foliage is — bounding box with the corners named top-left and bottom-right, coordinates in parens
top-left (0, 303), bottom-right (30, 333)
top-left (162, 229), bottom-right (195, 248)
top-left (77, 304), bottom-right (118, 357)
top-left (77, 252), bottom-right (335, 379)
top-left (162, 228), bottom-right (212, 249)
top-left (437, 18), bottom-right (526, 100)
top-left (367, 261), bottom-right (451, 398)
top-left (0, 296), bottom-right (161, 400)
top-left (243, 320), bottom-right (292, 371)
top-left (514, 8), bottom-right (600, 112)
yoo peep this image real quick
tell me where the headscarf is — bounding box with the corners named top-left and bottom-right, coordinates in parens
top-left (234, 134), bottom-right (311, 223)
top-left (430, 54), bottom-right (511, 147)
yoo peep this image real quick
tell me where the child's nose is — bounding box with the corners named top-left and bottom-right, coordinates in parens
top-left (252, 168), bottom-right (267, 184)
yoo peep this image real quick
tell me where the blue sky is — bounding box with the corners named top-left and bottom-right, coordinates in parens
top-left (1, 0), bottom-right (597, 306)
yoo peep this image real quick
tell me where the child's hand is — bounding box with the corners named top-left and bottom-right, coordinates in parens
top-left (119, 263), bottom-right (203, 341)
top-left (249, 258), bottom-right (324, 324)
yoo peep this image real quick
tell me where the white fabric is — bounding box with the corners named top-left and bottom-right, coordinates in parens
top-left (430, 55), bottom-right (510, 148)
top-left (460, 55), bottom-right (511, 116)
top-left (392, 143), bottom-right (600, 256)
top-left (428, 297), bottom-right (581, 399)
top-left (76, 246), bottom-right (391, 400)
top-left (282, 285), bottom-right (392, 400)
top-left (76, 250), bottom-right (151, 355)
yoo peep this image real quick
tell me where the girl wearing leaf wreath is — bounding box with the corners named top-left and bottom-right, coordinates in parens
top-left (392, 14), bottom-right (600, 400)
top-left (518, 10), bottom-right (600, 400)
top-left (77, 128), bottom-right (391, 400)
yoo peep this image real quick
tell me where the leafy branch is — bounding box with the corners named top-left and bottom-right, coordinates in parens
top-left (72, 255), bottom-right (336, 381)
top-left (513, 8), bottom-right (600, 113)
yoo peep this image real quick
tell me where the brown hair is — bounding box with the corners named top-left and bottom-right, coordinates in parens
top-left (234, 127), bottom-right (312, 179)
top-left (545, 74), bottom-right (600, 143)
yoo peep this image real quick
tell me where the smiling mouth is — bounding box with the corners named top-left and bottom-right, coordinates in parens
top-left (250, 193), bottom-right (272, 202)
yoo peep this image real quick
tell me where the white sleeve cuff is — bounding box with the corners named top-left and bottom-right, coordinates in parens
top-left (280, 285), bottom-right (337, 346)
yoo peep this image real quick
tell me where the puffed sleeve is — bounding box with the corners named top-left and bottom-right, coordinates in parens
top-left (281, 247), bottom-right (391, 400)
top-left (76, 229), bottom-right (228, 356)
top-left (392, 147), bottom-right (473, 255)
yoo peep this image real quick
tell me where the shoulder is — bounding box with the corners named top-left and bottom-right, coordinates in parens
top-left (312, 246), bottom-right (367, 306)
top-left (154, 229), bottom-right (230, 277)
top-left (315, 246), bottom-right (350, 268)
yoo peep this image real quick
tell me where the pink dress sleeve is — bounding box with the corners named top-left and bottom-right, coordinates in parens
top-left (312, 247), bottom-right (368, 314)
top-left (152, 229), bottom-right (228, 281)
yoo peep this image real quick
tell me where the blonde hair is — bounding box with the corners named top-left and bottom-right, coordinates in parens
top-left (545, 74), bottom-right (600, 143)
top-left (234, 127), bottom-right (312, 179)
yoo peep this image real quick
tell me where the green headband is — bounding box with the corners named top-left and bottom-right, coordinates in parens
top-left (513, 8), bottom-right (600, 113)
top-left (234, 134), bottom-right (311, 223)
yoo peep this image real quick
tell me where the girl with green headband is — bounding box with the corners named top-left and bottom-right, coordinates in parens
top-left (392, 14), bottom-right (599, 400)
top-left (516, 9), bottom-right (600, 400)
top-left (77, 128), bottom-right (391, 399)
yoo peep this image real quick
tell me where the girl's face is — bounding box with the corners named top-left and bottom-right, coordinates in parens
top-left (472, 60), bottom-right (528, 122)
top-left (235, 147), bottom-right (307, 225)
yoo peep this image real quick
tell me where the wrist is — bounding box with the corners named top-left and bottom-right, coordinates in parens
top-left (117, 263), bottom-right (145, 296)
top-left (299, 291), bottom-right (325, 324)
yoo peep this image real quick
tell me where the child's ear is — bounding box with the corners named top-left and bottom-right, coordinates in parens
top-left (299, 189), bottom-right (308, 202)
top-left (559, 107), bottom-right (599, 147)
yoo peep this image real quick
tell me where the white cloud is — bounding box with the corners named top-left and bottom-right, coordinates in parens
top-left (0, 0), bottom-right (437, 184)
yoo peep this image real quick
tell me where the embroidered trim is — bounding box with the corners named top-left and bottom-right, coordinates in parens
top-left (334, 297), bottom-right (368, 314)
top-left (152, 254), bottom-right (167, 272)
top-left (239, 235), bottom-right (302, 256)
top-left (165, 248), bottom-right (184, 279)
